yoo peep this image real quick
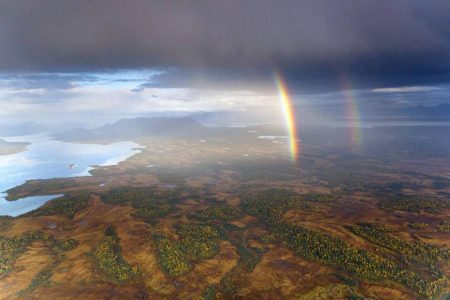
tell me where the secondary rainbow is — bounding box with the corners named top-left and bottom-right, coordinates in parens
top-left (274, 71), bottom-right (300, 161)
top-left (341, 75), bottom-right (362, 149)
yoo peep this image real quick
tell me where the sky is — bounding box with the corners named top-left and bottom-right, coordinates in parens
top-left (0, 0), bottom-right (449, 125)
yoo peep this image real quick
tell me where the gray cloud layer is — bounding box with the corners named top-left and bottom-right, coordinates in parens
top-left (1, 0), bottom-right (450, 84)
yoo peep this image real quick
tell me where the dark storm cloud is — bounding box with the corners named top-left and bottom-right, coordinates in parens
top-left (1, 0), bottom-right (450, 87)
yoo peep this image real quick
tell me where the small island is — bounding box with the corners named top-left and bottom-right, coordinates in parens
top-left (0, 139), bottom-right (29, 155)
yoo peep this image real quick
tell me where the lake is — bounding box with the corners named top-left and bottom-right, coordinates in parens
top-left (0, 133), bottom-right (142, 216)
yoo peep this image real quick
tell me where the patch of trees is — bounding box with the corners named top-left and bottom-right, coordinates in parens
top-left (243, 188), bottom-right (316, 220)
top-left (241, 190), bottom-right (448, 299)
top-left (232, 239), bottom-right (265, 273)
top-left (177, 223), bottom-right (222, 260)
top-left (6, 179), bottom-right (87, 200)
top-left (153, 234), bottom-right (192, 277)
top-left (409, 222), bottom-right (429, 229)
top-left (154, 223), bottom-right (224, 277)
top-left (205, 232), bottom-right (265, 298)
top-left (102, 187), bottom-right (175, 223)
top-left (0, 231), bottom-right (50, 276)
top-left (279, 221), bottom-right (446, 299)
top-left (359, 223), bottom-right (396, 233)
top-left (189, 205), bottom-right (241, 222)
top-left (349, 223), bottom-right (449, 270)
top-left (15, 243), bottom-right (69, 298)
top-left (17, 269), bottom-right (53, 296)
top-left (23, 192), bottom-right (91, 219)
top-left (379, 194), bottom-right (450, 214)
top-left (202, 283), bottom-right (218, 300)
top-left (93, 226), bottom-right (139, 283)
top-left (101, 187), bottom-right (156, 205)
top-left (436, 220), bottom-right (450, 233)
top-left (302, 192), bottom-right (339, 203)
top-left (55, 239), bottom-right (79, 251)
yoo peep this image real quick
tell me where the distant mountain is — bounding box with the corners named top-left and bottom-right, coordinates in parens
top-left (0, 122), bottom-right (48, 137)
top-left (53, 117), bottom-right (205, 142)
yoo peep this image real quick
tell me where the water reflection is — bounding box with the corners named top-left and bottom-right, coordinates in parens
top-left (0, 133), bottom-right (141, 216)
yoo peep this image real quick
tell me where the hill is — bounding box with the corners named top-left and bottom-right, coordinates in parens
top-left (53, 117), bottom-right (205, 142)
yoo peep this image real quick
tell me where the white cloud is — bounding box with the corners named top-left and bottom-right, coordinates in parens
top-left (0, 72), bottom-right (281, 125)
top-left (371, 86), bottom-right (441, 93)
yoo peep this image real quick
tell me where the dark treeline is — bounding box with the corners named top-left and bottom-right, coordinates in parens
top-left (102, 187), bottom-right (177, 223)
top-left (379, 194), bottom-right (450, 214)
top-left (241, 189), bottom-right (448, 299)
top-left (349, 223), bottom-right (449, 270)
top-left (23, 192), bottom-right (91, 219)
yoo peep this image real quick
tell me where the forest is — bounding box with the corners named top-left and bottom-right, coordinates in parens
top-left (349, 223), bottom-right (449, 269)
top-left (93, 226), bottom-right (139, 283)
top-left (154, 223), bottom-right (224, 277)
top-left (23, 192), bottom-right (91, 219)
top-left (379, 194), bottom-right (450, 213)
top-left (241, 189), bottom-right (448, 299)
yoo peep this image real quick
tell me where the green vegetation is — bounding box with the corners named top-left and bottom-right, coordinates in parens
top-left (202, 283), bottom-right (218, 300)
top-left (379, 194), bottom-right (450, 214)
top-left (278, 222), bottom-right (445, 298)
top-left (260, 232), bottom-right (278, 244)
top-left (12, 234), bottom-right (72, 297)
top-left (55, 239), bottom-right (79, 251)
top-left (93, 226), bottom-right (139, 283)
top-left (335, 272), bottom-right (358, 287)
top-left (102, 187), bottom-right (156, 205)
top-left (302, 192), bottom-right (339, 203)
top-left (176, 223), bottom-right (222, 241)
top-left (0, 231), bottom-right (50, 276)
top-left (176, 223), bottom-right (222, 259)
top-left (154, 224), bottom-right (223, 277)
top-left (24, 192), bottom-right (91, 218)
top-left (366, 223), bottom-right (396, 233)
top-left (102, 187), bottom-right (174, 223)
top-left (17, 269), bottom-right (53, 295)
top-left (436, 220), bottom-right (450, 233)
top-left (190, 205), bottom-right (241, 222)
top-left (409, 222), bottom-right (429, 229)
top-left (153, 234), bottom-right (192, 277)
top-left (211, 231), bottom-right (266, 298)
top-left (233, 240), bottom-right (265, 273)
top-left (181, 238), bottom-right (219, 260)
top-left (6, 179), bottom-right (88, 200)
top-left (349, 223), bottom-right (449, 269)
top-left (242, 190), bottom-right (448, 299)
top-left (63, 224), bottom-right (76, 231)
top-left (243, 188), bottom-right (313, 219)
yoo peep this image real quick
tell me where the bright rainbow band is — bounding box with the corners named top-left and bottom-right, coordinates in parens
top-left (274, 71), bottom-right (299, 162)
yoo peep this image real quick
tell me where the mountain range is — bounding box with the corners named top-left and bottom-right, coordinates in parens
top-left (53, 117), bottom-right (205, 142)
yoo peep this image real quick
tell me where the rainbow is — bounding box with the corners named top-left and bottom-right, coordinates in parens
top-left (274, 71), bottom-right (300, 162)
top-left (341, 75), bottom-right (362, 149)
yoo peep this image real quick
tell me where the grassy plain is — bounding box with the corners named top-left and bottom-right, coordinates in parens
top-left (1, 126), bottom-right (449, 299)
